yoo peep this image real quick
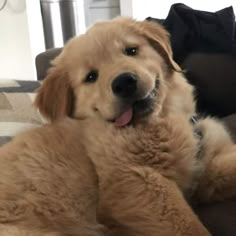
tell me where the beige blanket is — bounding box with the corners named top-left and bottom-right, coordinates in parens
top-left (0, 80), bottom-right (44, 145)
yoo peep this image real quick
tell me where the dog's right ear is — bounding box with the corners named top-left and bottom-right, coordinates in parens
top-left (35, 67), bottom-right (74, 122)
top-left (137, 20), bottom-right (181, 73)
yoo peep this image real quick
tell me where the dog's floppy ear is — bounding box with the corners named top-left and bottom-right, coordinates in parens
top-left (137, 20), bottom-right (181, 72)
top-left (35, 67), bottom-right (74, 122)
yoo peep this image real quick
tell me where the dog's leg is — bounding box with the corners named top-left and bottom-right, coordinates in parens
top-left (194, 118), bottom-right (236, 202)
top-left (195, 145), bottom-right (236, 202)
top-left (99, 167), bottom-right (210, 236)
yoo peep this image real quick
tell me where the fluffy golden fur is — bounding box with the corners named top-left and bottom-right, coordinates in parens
top-left (0, 17), bottom-right (236, 235)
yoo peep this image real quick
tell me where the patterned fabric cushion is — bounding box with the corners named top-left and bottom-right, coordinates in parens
top-left (0, 80), bottom-right (45, 146)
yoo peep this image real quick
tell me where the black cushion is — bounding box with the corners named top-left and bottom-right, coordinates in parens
top-left (182, 52), bottom-right (236, 117)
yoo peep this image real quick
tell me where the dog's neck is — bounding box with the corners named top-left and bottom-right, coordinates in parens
top-left (160, 72), bottom-right (196, 120)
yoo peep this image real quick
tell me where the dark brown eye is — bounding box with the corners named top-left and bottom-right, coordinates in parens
top-left (124, 47), bottom-right (138, 56)
top-left (85, 70), bottom-right (98, 83)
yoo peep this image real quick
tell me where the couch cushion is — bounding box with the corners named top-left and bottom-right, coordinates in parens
top-left (182, 53), bottom-right (236, 117)
top-left (195, 199), bottom-right (236, 236)
top-left (223, 114), bottom-right (236, 142)
top-left (35, 48), bottom-right (62, 80)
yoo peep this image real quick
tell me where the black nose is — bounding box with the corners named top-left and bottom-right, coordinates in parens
top-left (112, 73), bottom-right (137, 98)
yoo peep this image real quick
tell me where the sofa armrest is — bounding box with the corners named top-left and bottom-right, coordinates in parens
top-left (35, 48), bottom-right (62, 80)
top-left (223, 114), bottom-right (236, 143)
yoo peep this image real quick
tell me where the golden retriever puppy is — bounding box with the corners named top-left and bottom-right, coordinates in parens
top-left (35, 17), bottom-right (236, 234)
top-left (0, 17), bottom-right (235, 236)
top-left (0, 17), bottom-right (211, 236)
top-left (35, 17), bottom-right (215, 235)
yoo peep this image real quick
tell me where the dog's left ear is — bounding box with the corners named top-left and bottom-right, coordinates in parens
top-left (137, 20), bottom-right (181, 72)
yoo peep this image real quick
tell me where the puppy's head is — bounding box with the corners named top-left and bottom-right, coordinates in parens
top-left (35, 17), bottom-right (182, 126)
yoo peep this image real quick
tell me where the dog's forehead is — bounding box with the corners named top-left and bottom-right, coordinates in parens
top-left (66, 21), bottom-right (145, 61)
top-left (85, 21), bottom-right (140, 46)
top-left (87, 20), bottom-right (130, 36)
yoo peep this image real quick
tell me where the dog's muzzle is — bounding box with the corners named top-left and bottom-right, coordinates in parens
top-left (111, 73), bottom-right (159, 127)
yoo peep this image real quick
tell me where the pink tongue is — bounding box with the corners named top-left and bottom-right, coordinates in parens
top-left (115, 107), bottom-right (133, 127)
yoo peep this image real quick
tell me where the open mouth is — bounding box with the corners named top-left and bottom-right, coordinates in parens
top-left (114, 87), bottom-right (157, 127)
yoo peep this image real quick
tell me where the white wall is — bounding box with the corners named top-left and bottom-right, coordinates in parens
top-left (120, 0), bottom-right (236, 19)
top-left (0, 0), bottom-right (32, 80)
top-left (25, 0), bottom-right (45, 79)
